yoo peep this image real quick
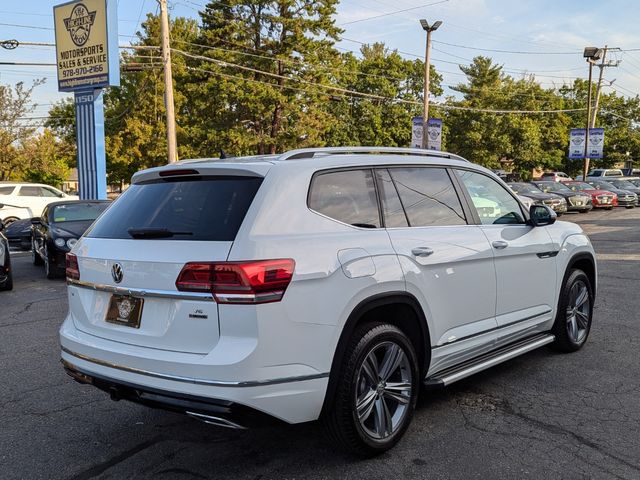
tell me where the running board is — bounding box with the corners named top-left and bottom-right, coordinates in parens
top-left (423, 333), bottom-right (555, 389)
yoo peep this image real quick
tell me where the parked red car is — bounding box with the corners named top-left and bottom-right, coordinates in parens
top-left (564, 181), bottom-right (617, 209)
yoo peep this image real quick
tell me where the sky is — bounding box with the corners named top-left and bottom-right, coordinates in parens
top-left (2, 0), bottom-right (640, 119)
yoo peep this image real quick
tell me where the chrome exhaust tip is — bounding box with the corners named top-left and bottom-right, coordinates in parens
top-left (186, 411), bottom-right (247, 430)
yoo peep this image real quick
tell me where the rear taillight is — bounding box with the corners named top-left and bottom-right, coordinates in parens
top-left (66, 253), bottom-right (80, 281)
top-left (176, 259), bottom-right (295, 304)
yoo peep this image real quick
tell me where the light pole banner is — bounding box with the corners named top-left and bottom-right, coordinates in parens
top-left (427, 118), bottom-right (442, 150)
top-left (568, 128), bottom-right (605, 159)
top-left (54, 0), bottom-right (120, 92)
top-left (411, 116), bottom-right (423, 148)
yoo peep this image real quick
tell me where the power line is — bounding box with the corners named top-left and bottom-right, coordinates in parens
top-left (432, 39), bottom-right (581, 55)
top-left (339, 0), bottom-right (449, 26)
top-left (0, 22), bottom-right (53, 31)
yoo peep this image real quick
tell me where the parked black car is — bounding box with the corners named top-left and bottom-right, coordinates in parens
top-left (587, 180), bottom-right (638, 208)
top-left (605, 179), bottom-right (640, 198)
top-left (3, 218), bottom-right (32, 250)
top-left (32, 200), bottom-right (110, 279)
top-left (0, 219), bottom-right (14, 291)
top-left (531, 181), bottom-right (592, 213)
top-left (507, 182), bottom-right (568, 215)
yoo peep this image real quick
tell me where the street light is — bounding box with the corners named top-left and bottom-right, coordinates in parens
top-left (419, 19), bottom-right (442, 149)
top-left (582, 47), bottom-right (604, 180)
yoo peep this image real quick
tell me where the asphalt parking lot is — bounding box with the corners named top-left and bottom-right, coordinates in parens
top-left (2, 208), bottom-right (640, 480)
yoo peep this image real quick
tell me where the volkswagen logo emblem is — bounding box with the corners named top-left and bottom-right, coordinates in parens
top-left (111, 263), bottom-right (124, 284)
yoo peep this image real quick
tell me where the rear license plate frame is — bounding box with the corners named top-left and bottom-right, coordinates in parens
top-left (105, 295), bottom-right (144, 328)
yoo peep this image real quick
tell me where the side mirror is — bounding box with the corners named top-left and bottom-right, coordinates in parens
top-left (530, 204), bottom-right (557, 227)
top-left (0, 203), bottom-right (4, 209)
top-left (30, 217), bottom-right (42, 225)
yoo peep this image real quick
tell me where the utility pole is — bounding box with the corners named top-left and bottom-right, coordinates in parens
top-left (419, 19), bottom-right (442, 149)
top-left (159, 0), bottom-right (177, 163)
top-left (582, 46), bottom-right (620, 179)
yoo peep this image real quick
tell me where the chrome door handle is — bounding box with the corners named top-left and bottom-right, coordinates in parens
top-left (411, 247), bottom-right (434, 257)
top-left (492, 240), bottom-right (509, 249)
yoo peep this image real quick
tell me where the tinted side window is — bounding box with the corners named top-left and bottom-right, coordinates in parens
top-left (375, 169), bottom-right (408, 228)
top-left (309, 169), bottom-right (380, 228)
top-left (19, 186), bottom-right (42, 197)
top-left (0, 186), bottom-right (14, 195)
top-left (388, 167), bottom-right (466, 227)
top-left (41, 187), bottom-right (61, 198)
top-left (457, 170), bottom-right (525, 225)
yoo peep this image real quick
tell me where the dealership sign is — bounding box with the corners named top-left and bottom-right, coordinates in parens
top-left (411, 117), bottom-right (443, 150)
top-left (568, 128), bottom-right (605, 159)
top-left (53, 0), bottom-right (119, 201)
top-left (54, 0), bottom-right (119, 92)
top-left (426, 118), bottom-right (442, 150)
top-left (411, 117), bottom-right (423, 148)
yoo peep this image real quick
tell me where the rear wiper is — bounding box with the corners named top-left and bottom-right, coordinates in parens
top-left (127, 227), bottom-right (193, 239)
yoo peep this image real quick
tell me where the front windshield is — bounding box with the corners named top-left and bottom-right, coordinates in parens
top-left (611, 180), bottom-right (636, 189)
top-left (51, 203), bottom-right (109, 223)
top-left (509, 183), bottom-right (543, 194)
top-left (569, 182), bottom-right (594, 191)
top-left (591, 181), bottom-right (616, 191)
top-left (536, 182), bottom-right (570, 193)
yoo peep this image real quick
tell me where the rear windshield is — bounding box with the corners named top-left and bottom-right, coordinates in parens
top-left (86, 176), bottom-right (263, 241)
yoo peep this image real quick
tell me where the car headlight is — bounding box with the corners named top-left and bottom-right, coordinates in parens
top-left (54, 238), bottom-right (65, 248)
top-left (66, 238), bottom-right (78, 249)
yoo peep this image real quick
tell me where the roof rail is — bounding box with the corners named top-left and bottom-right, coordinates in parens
top-left (278, 146), bottom-right (468, 162)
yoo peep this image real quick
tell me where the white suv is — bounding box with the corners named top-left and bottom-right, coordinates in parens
top-left (60, 147), bottom-right (597, 455)
top-left (0, 183), bottom-right (78, 223)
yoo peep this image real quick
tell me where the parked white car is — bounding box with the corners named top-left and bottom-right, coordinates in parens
top-left (60, 147), bottom-right (597, 455)
top-left (0, 183), bottom-right (78, 223)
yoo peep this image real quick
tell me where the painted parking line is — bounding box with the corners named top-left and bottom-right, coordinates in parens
top-left (596, 253), bottom-right (640, 261)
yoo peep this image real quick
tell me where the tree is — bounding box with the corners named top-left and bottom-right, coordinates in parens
top-left (19, 129), bottom-right (72, 188)
top-left (186, 0), bottom-right (343, 155)
top-left (323, 43), bottom-right (442, 147)
top-left (0, 80), bottom-right (45, 180)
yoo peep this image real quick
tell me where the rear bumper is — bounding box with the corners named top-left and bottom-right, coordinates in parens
top-left (62, 359), bottom-right (283, 429)
top-left (59, 318), bottom-right (330, 424)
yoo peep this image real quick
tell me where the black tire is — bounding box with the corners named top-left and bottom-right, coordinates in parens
top-left (32, 237), bottom-right (43, 266)
top-left (551, 269), bottom-right (594, 352)
top-left (0, 271), bottom-right (13, 291)
top-left (579, 210), bottom-right (589, 214)
top-left (625, 206), bottom-right (634, 209)
top-left (605, 207), bottom-right (613, 211)
top-left (0, 256), bottom-right (13, 291)
top-left (322, 323), bottom-right (419, 457)
top-left (44, 245), bottom-right (62, 280)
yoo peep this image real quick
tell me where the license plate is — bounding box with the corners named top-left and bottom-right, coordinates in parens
top-left (105, 295), bottom-right (143, 328)
top-left (602, 198), bottom-right (609, 203)
top-left (575, 201), bottom-right (582, 206)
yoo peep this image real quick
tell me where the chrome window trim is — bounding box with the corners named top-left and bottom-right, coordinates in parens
top-left (61, 347), bottom-right (329, 387)
top-left (68, 279), bottom-right (215, 302)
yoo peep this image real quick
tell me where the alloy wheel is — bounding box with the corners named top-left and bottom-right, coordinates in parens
top-left (566, 280), bottom-right (590, 344)
top-left (355, 341), bottom-right (412, 440)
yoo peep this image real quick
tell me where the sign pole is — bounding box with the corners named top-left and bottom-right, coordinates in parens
top-left (74, 89), bottom-right (107, 200)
